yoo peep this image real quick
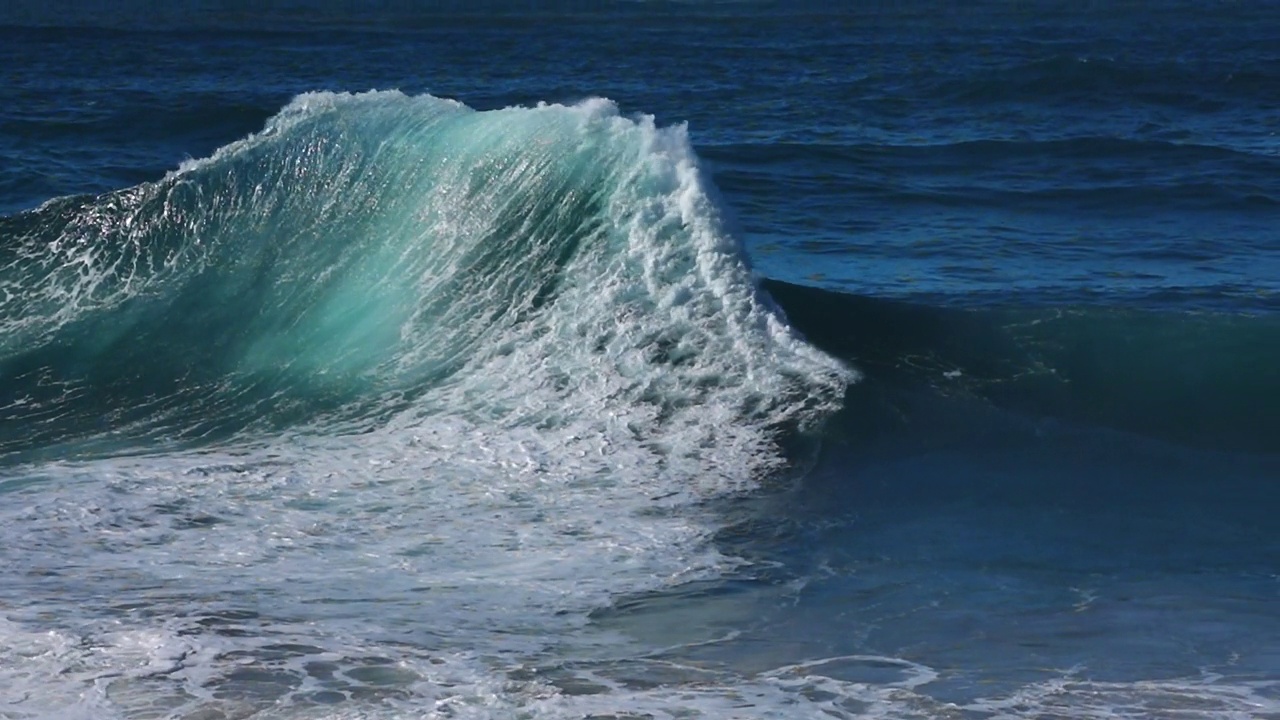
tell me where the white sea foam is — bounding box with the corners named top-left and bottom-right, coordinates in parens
top-left (8, 91), bottom-right (1273, 720)
top-left (0, 92), bottom-right (854, 717)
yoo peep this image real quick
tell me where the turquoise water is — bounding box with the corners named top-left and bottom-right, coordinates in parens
top-left (1, 4), bottom-right (1277, 718)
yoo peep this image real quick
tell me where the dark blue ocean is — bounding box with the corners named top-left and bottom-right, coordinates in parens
top-left (1, 2), bottom-right (1278, 718)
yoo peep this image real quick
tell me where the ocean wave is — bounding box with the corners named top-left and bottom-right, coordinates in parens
top-left (766, 280), bottom-right (1280, 455)
top-left (0, 91), bottom-right (849, 461)
top-left (3, 90), bottom-right (1273, 464)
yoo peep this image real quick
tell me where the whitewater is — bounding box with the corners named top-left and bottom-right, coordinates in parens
top-left (0, 92), bottom-right (863, 718)
top-left (4, 88), bottom-right (1278, 720)
top-left (2, 3), bottom-right (1279, 716)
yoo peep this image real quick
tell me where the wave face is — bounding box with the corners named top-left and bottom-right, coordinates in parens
top-left (765, 280), bottom-right (1280, 454)
top-left (0, 91), bottom-right (849, 461)
top-left (0, 92), bottom-right (860, 719)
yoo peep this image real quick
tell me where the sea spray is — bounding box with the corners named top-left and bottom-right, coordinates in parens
top-left (0, 91), bottom-right (851, 462)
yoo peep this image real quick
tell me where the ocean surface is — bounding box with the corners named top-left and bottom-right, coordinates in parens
top-left (1, 2), bottom-right (1278, 718)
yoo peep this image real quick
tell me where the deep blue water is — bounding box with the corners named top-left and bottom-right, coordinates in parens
top-left (1, 3), bottom-right (1278, 718)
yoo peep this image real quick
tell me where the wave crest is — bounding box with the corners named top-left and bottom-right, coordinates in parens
top-left (0, 91), bottom-right (851, 464)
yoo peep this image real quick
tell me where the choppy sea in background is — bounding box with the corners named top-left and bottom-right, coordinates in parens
top-left (1, 2), bottom-right (1278, 718)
